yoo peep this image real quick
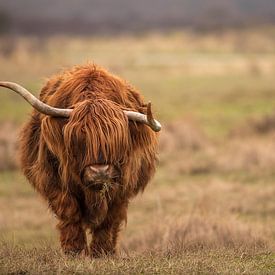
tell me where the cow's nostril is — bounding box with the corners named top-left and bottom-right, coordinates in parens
top-left (100, 165), bottom-right (109, 173)
top-left (89, 164), bottom-right (109, 174)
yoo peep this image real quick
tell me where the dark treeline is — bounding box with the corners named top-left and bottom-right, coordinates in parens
top-left (0, 0), bottom-right (275, 35)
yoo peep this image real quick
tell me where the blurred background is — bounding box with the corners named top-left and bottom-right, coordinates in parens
top-left (0, 1), bottom-right (275, 273)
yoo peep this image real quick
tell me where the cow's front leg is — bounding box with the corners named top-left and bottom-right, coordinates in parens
top-left (90, 224), bottom-right (116, 257)
top-left (90, 201), bottom-right (128, 258)
top-left (57, 221), bottom-right (87, 255)
top-left (47, 191), bottom-right (87, 255)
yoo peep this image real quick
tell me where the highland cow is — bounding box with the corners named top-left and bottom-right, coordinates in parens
top-left (0, 64), bottom-right (161, 257)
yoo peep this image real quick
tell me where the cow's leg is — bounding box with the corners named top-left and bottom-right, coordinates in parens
top-left (90, 223), bottom-right (115, 257)
top-left (57, 221), bottom-right (87, 255)
top-left (90, 201), bottom-right (128, 258)
top-left (47, 191), bottom-right (87, 255)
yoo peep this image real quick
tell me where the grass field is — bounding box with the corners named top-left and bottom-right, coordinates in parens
top-left (0, 29), bottom-right (275, 274)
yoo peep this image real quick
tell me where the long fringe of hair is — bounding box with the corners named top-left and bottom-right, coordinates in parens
top-left (42, 98), bottom-right (130, 190)
top-left (38, 64), bottom-right (158, 197)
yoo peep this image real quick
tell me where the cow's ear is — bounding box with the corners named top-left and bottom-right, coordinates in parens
top-left (41, 116), bottom-right (66, 157)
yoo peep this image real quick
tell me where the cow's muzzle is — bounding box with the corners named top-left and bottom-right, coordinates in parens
top-left (82, 164), bottom-right (114, 191)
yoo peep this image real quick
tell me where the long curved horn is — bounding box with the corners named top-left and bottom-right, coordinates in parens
top-left (124, 102), bottom-right (162, 132)
top-left (0, 81), bottom-right (71, 117)
top-left (0, 81), bottom-right (161, 131)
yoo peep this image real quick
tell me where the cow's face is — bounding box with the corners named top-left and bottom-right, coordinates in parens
top-left (59, 99), bottom-right (129, 188)
top-left (40, 98), bottom-right (158, 189)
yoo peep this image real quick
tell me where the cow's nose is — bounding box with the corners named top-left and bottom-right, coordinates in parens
top-left (89, 164), bottom-right (109, 175)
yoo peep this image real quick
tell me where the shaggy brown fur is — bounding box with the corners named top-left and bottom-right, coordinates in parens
top-left (19, 64), bottom-right (158, 257)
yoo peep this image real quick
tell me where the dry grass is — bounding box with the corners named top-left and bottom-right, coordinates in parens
top-left (159, 116), bottom-right (275, 177)
top-left (1, 244), bottom-right (273, 274)
top-left (124, 215), bottom-right (269, 254)
top-left (0, 29), bottom-right (275, 273)
top-left (0, 121), bottom-right (18, 171)
top-left (231, 113), bottom-right (275, 137)
top-left (0, 173), bottom-right (275, 274)
top-left (1, 116), bottom-right (275, 273)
